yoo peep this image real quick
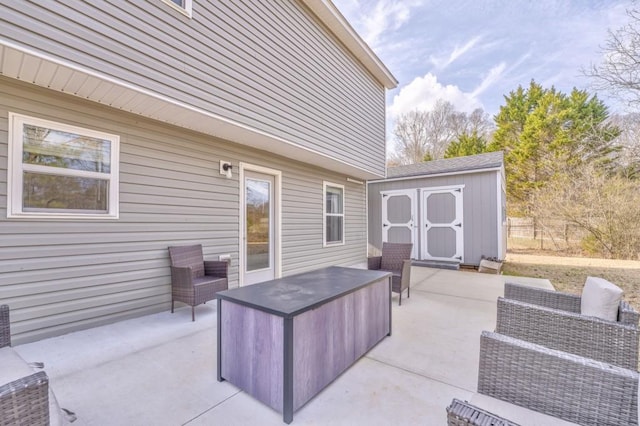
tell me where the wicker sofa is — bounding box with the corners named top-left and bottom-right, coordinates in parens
top-left (478, 330), bottom-right (639, 426)
top-left (0, 305), bottom-right (73, 425)
top-left (498, 282), bottom-right (639, 369)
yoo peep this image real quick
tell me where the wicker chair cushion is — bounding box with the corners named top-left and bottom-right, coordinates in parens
top-left (581, 276), bottom-right (624, 321)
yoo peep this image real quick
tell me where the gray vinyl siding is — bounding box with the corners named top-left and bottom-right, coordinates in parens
top-left (368, 171), bottom-right (500, 265)
top-left (0, 0), bottom-right (386, 176)
top-left (0, 78), bottom-right (367, 344)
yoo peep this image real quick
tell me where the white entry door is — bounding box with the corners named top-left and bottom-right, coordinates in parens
top-left (243, 170), bottom-right (276, 285)
top-left (381, 189), bottom-right (417, 259)
top-left (421, 186), bottom-right (464, 262)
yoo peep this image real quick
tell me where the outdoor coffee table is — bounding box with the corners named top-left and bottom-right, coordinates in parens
top-left (216, 266), bottom-right (392, 423)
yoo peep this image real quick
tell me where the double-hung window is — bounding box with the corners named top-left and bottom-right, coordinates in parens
top-left (8, 113), bottom-right (119, 219)
top-left (323, 182), bottom-right (345, 246)
top-left (162, 0), bottom-right (193, 17)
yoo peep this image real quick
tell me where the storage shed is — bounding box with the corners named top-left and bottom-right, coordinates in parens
top-left (367, 152), bottom-right (506, 267)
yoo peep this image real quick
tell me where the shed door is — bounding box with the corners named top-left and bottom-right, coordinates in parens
top-left (421, 187), bottom-right (464, 262)
top-left (381, 190), bottom-right (417, 259)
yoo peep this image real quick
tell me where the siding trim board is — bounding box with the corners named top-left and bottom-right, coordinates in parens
top-left (0, 39), bottom-right (383, 180)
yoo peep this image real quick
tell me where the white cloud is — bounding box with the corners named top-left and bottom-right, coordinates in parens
top-left (471, 62), bottom-right (507, 97)
top-left (430, 35), bottom-right (483, 70)
top-left (338, 0), bottom-right (421, 49)
top-left (388, 73), bottom-right (482, 117)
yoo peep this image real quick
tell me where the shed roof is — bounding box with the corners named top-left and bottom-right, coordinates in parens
top-left (386, 151), bottom-right (504, 179)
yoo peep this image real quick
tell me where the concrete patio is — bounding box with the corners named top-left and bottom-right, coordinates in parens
top-left (14, 267), bottom-right (576, 425)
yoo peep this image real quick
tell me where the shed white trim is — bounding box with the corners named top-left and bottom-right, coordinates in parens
top-left (368, 166), bottom-right (503, 184)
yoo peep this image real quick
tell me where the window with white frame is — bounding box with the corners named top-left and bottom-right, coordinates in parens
top-left (162, 0), bottom-right (193, 17)
top-left (323, 182), bottom-right (344, 246)
top-left (8, 113), bottom-right (119, 219)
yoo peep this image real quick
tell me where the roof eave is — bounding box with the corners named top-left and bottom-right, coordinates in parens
top-left (368, 166), bottom-right (503, 184)
top-left (0, 39), bottom-right (385, 181)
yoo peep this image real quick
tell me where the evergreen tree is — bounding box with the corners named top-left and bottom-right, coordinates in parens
top-left (487, 80), bottom-right (620, 215)
top-left (444, 131), bottom-right (488, 158)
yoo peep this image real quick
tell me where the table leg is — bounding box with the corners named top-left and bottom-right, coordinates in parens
top-left (217, 298), bottom-right (224, 382)
top-left (283, 317), bottom-right (294, 424)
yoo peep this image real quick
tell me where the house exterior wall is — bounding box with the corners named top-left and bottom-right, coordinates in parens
top-left (0, 0), bottom-right (387, 177)
top-left (0, 79), bottom-right (367, 344)
top-left (368, 170), bottom-right (500, 266)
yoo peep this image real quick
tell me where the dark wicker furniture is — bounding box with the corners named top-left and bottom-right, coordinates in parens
top-left (368, 242), bottom-right (412, 305)
top-left (0, 305), bottom-right (9, 349)
top-left (478, 331), bottom-right (639, 426)
top-left (0, 304), bottom-right (51, 425)
top-left (499, 282), bottom-right (639, 369)
top-left (168, 245), bottom-right (229, 321)
top-left (446, 398), bottom-right (520, 426)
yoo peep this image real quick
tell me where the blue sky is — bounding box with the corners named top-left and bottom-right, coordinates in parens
top-left (333, 0), bottom-right (634, 121)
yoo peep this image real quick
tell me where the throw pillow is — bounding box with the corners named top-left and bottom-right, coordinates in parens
top-left (581, 276), bottom-right (624, 321)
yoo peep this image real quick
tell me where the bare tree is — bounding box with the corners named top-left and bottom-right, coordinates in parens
top-left (533, 162), bottom-right (640, 259)
top-left (425, 99), bottom-right (458, 159)
top-left (390, 100), bottom-right (492, 165)
top-left (609, 113), bottom-right (640, 177)
top-left (467, 108), bottom-right (494, 138)
top-left (587, 8), bottom-right (640, 107)
top-left (389, 110), bottom-right (430, 165)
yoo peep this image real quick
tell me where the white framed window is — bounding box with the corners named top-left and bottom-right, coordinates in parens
top-left (7, 113), bottom-right (120, 220)
top-left (323, 181), bottom-right (345, 246)
top-left (162, 0), bottom-right (193, 17)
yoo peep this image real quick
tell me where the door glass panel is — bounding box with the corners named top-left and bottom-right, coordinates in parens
top-left (246, 179), bottom-right (270, 271)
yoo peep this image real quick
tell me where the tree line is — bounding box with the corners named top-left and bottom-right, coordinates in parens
top-left (389, 8), bottom-right (640, 259)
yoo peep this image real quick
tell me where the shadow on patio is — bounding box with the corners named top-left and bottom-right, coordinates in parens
top-left (14, 268), bottom-right (571, 425)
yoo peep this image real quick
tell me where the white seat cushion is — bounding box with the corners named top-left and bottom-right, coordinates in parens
top-left (580, 276), bottom-right (624, 321)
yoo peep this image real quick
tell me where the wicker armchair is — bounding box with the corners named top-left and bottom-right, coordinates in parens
top-left (446, 398), bottom-right (520, 426)
top-left (478, 331), bottom-right (639, 426)
top-left (0, 305), bottom-right (9, 349)
top-left (368, 242), bottom-right (412, 305)
top-left (498, 283), bottom-right (639, 369)
top-left (168, 245), bottom-right (229, 321)
top-left (0, 305), bottom-right (51, 425)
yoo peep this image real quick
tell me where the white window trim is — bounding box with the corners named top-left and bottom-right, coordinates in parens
top-left (323, 181), bottom-right (345, 247)
top-left (161, 0), bottom-right (193, 18)
top-left (7, 113), bottom-right (120, 220)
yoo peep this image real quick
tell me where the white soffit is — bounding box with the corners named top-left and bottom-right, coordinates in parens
top-left (0, 40), bottom-right (384, 180)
